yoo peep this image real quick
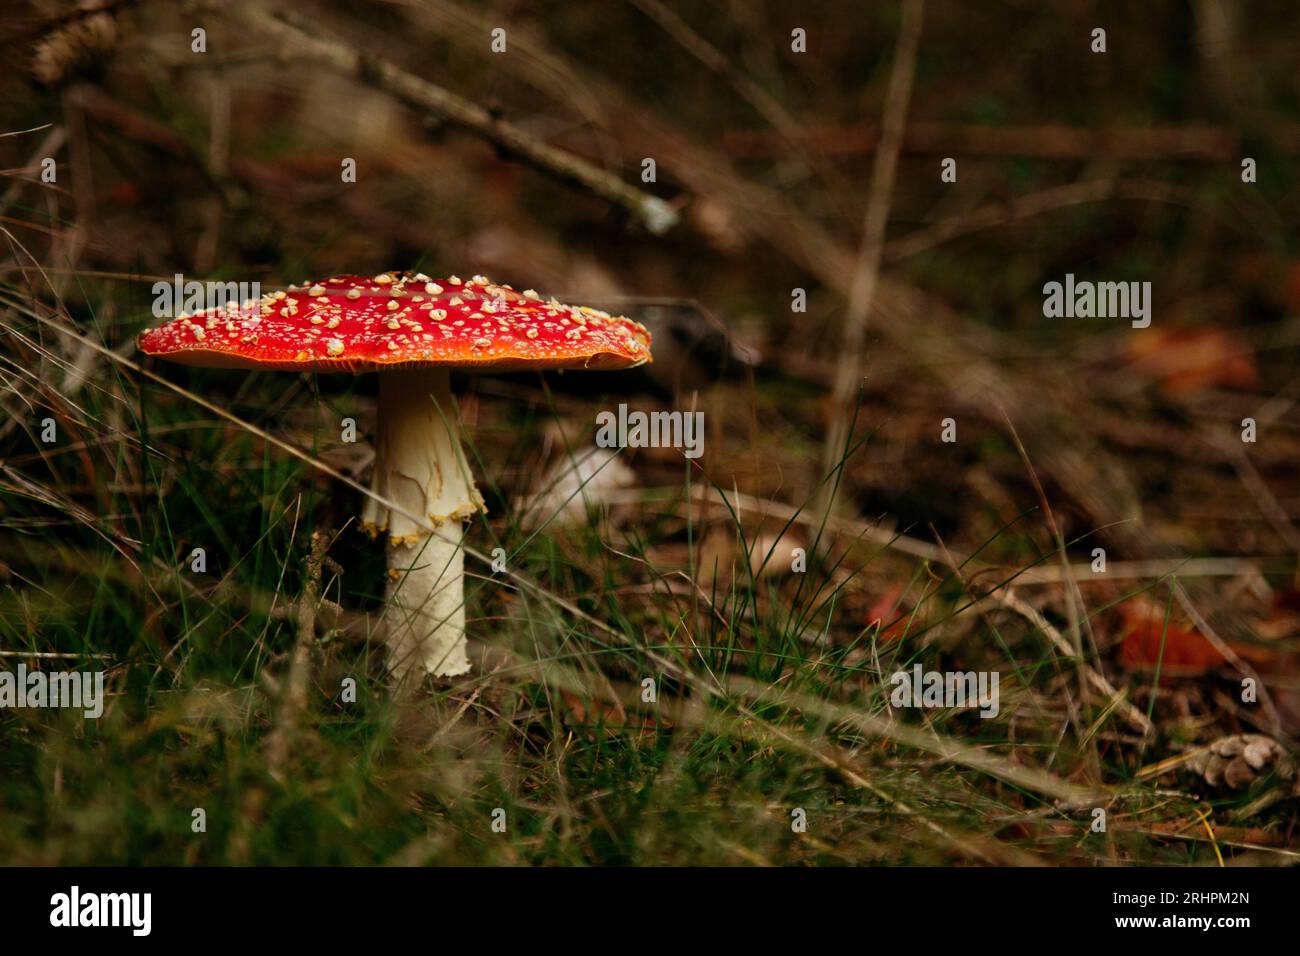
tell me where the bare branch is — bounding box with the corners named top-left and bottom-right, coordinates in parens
top-left (242, 3), bottom-right (678, 235)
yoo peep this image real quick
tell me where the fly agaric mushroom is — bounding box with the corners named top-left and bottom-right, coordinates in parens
top-left (137, 272), bottom-right (652, 679)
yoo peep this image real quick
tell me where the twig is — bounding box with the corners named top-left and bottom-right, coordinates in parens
top-left (241, 3), bottom-right (677, 235)
top-left (720, 121), bottom-right (1249, 162)
top-left (631, 486), bottom-right (1267, 583)
top-left (0, 125), bottom-right (66, 217)
top-left (1017, 557), bottom-right (1265, 584)
top-left (882, 179), bottom-right (1219, 262)
top-left (821, 0), bottom-right (924, 510)
top-left (983, 589), bottom-right (1153, 737)
top-left (0, 649), bottom-right (113, 660)
top-left (727, 674), bottom-right (1107, 809)
top-left (626, 0), bottom-right (845, 194)
top-left (1173, 582), bottom-right (1284, 737)
top-left (1216, 433), bottom-right (1300, 557)
top-left (262, 528), bottom-right (331, 783)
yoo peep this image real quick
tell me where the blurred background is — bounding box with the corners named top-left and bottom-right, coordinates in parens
top-left (0, 0), bottom-right (1298, 865)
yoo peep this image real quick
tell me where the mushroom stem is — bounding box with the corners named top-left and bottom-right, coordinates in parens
top-left (362, 367), bottom-right (485, 679)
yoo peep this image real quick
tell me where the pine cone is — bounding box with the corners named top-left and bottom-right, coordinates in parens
top-left (30, 1), bottom-right (118, 88)
top-left (1185, 734), bottom-right (1297, 791)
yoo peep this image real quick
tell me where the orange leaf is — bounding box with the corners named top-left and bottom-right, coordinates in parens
top-left (558, 689), bottom-right (665, 736)
top-left (1118, 619), bottom-right (1228, 677)
top-left (866, 583), bottom-right (908, 642)
top-left (1123, 326), bottom-right (1257, 398)
top-left (1116, 600), bottom-right (1279, 679)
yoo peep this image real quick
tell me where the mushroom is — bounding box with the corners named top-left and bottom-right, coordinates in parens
top-left (137, 272), bottom-right (652, 680)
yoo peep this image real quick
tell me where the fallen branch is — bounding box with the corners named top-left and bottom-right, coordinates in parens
top-left (241, 3), bottom-right (678, 235)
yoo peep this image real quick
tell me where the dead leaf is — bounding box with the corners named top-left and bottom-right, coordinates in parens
top-left (1118, 618), bottom-right (1229, 677)
top-left (557, 688), bottom-right (665, 739)
top-left (866, 583), bottom-right (908, 642)
top-left (1115, 600), bottom-right (1275, 679)
top-left (1124, 326), bottom-right (1257, 398)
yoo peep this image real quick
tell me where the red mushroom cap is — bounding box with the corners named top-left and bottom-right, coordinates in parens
top-left (136, 273), bottom-right (652, 372)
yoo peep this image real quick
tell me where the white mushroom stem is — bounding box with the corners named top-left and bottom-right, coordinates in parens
top-left (361, 367), bottom-right (485, 680)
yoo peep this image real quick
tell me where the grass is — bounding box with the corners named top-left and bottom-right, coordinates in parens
top-left (2, 277), bottom-right (1289, 867)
